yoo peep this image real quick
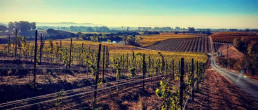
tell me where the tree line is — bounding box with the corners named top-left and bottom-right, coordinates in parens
top-left (0, 21), bottom-right (36, 37)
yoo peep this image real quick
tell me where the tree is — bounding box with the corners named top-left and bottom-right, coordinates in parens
top-left (233, 38), bottom-right (240, 49)
top-left (247, 41), bottom-right (256, 55)
top-left (0, 25), bottom-right (7, 32)
top-left (8, 21), bottom-right (36, 36)
top-left (8, 22), bottom-right (15, 32)
top-left (188, 27), bottom-right (195, 33)
top-left (19, 21), bottom-right (32, 35)
top-left (31, 22), bottom-right (36, 30)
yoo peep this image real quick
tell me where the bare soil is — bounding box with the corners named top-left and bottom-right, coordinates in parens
top-left (186, 68), bottom-right (258, 110)
top-left (215, 44), bottom-right (258, 80)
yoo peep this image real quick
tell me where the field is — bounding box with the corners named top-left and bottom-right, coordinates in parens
top-left (211, 32), bottom-right (258, 43)
top-left (146, 36), bottom-right (211, 53)
top-left (0, 37), bottom-right (208, 109)
top-left (139, 33), bottom-right (205, 47)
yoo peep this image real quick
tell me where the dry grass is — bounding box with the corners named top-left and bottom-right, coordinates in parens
top-left (138, 33), bottom-right (204, 47)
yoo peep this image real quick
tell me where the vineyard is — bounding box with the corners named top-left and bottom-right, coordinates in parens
top-left (0, 30), bottom-right (208, 109)
top-left (211, 32), bottom-right (258, 43)
top-left (139, 33), bottom-right (205, 47)
top-left (146, 36), bottom-right (211, 53)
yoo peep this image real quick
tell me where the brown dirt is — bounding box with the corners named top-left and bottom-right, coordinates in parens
top-left (216, 44), bottom-right (258, 80)
top-left (217, 44), bottom-right (244, 61)
top-left (186, 68), bottom-right (258, 110)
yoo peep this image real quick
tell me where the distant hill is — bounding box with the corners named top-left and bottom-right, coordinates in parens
top-left (37, 22), bottom-right (100, 27)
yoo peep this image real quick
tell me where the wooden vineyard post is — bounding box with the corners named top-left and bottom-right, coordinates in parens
top-left (172, 60), bottom-right (174, 79)
top-left (122, 54), bottom-right (125, 68)
top-left (14, 29), bottom-right (18, 60)
top-left (161, 55), bottom-right (165, 77)
top-left (59, 40), bottom-right (62, 60)
top-left (39, 33), bottom-right (43, 65)
top-left (81, 43), bottom-right (84, 65)
top-left (191, 58), bottom-right (195, 101)
top-left (33, 30), bottom-right (38, 88)
top-left (68, 38), bottom-right (72, 70)
top-left (148, 55), bottom-right (151, 77)
top-left (127, 53), bottom-right (129, 71)
top-left (105, 46), bottom-right (109, 69)
top-left (180, 58), bottom-right (184, 109)
top-left (102, 45), bottom-right (105, 83)
top-left (93, 44), bottom-right (101, 109)
top-left (196, 61), bottom-right (200, 90)
top-left (142, 53), bottom-right (146, 91)
top-left (132, 51), bottom-right (134, 66)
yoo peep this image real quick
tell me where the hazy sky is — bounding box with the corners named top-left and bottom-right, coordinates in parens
top-left (0, 0), bottom-right (258, 28)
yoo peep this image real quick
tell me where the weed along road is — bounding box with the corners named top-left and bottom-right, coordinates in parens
top-left (208, 54), bottom-right (258, 101)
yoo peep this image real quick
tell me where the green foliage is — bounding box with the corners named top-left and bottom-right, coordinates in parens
top-left (49, 39), bottom-right (54, 54)
top-left (156, 80), bottom-right (180, 110)
top-left (113, 57), bottom-right (122, 80)
top-left (55, 89), bottom-right (65, 107)
top-left (158, 52), bottom-right (165, 73)
top-left (61, 48), bottom-right (69, 67)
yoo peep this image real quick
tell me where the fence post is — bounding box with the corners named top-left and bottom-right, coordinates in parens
top-left (180, 58), bottom-right (184, 109)
top-left (93, 44), bottom-right (101, 109)
top-left (81, 43), bottom-right (84, 65)
top-left (39, 33), bottom-right (43, 65)
top-left (59, 40), bottom-right (62, 60)
top-left (127, 53), bottom-right (129, 71)
top-left (172, 60), bottom-right (174, 79)
top-left (196, 61), bottom-right (199, 90)
top-left (15, 29), bottom-right (17, 60)
top-left (142, 53), bottom-right (146, 91)
top-left (191, 58), bottom-right (195, 101)
top-left (33, 30), bottom-right (38, 88)
top-left (69, 38), bottom-right (72, 70)
top-left (102, 45), bottom-right (105, 83)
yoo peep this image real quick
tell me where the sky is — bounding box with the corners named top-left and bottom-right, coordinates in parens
top-left (0, 0), bottom-right (258, 28)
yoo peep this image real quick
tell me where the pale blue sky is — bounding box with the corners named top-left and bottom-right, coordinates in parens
top-left (0, 0), bottom-right (258, 28)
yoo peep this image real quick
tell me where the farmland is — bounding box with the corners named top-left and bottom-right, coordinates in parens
top-left (146, 36), bottom-right (211, 53)
top-left (139, 33), bottom-right (204, 47)
top-left (0, 32), bottom-right (208, 109)
top-left (1, 0), bottom-right (258, 109)
top-left (211, 32), bottom-right (258, 43)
